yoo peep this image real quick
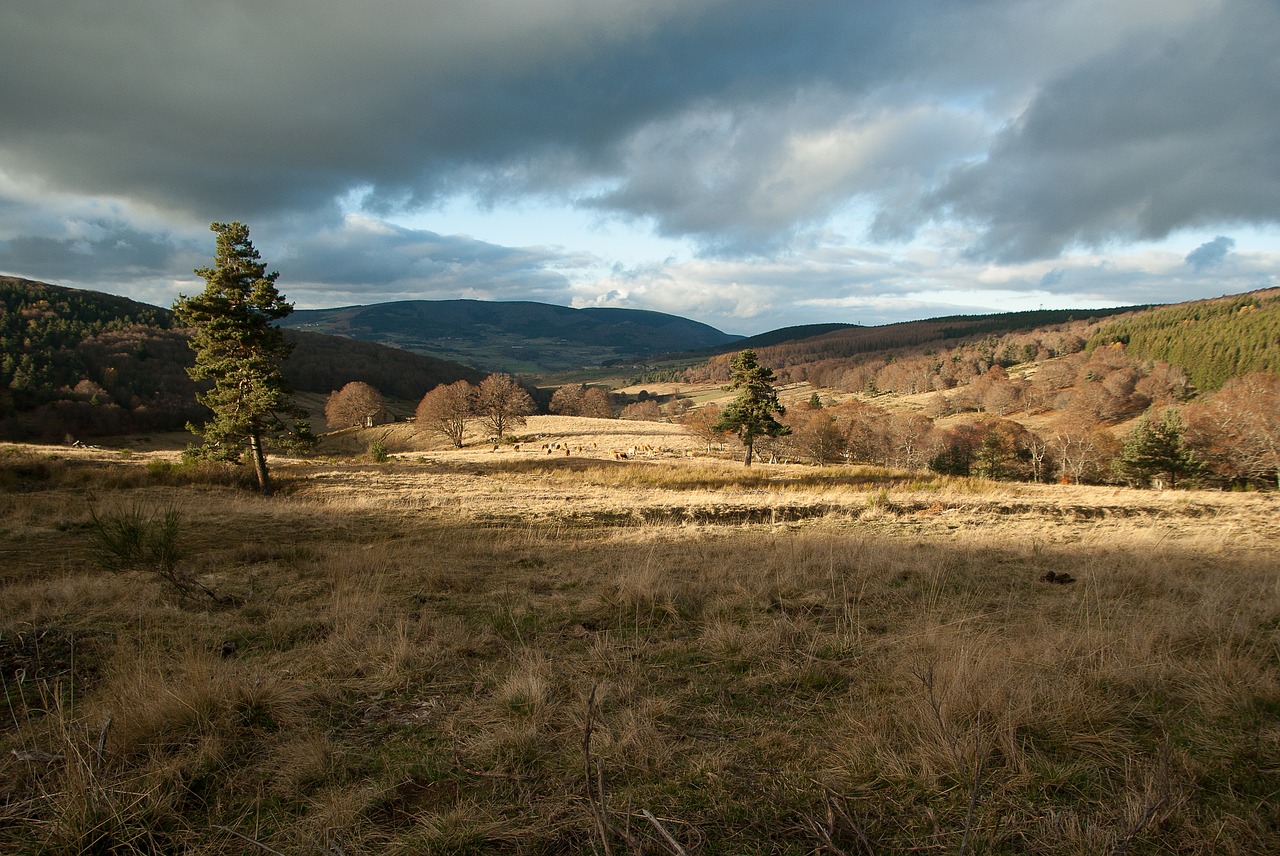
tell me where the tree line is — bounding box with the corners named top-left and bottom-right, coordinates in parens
top-left (685, 371), bottom-right (1279, 489)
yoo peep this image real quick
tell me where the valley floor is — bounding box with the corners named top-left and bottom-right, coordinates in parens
top-left (1, 433), bottom-right (1278, 854)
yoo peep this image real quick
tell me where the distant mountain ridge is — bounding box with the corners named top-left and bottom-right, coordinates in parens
top-left (280, 299), bottom-right (742, 374)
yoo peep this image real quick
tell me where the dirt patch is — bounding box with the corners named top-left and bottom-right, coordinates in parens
top-left (0, 625), bottom-right (106, 689)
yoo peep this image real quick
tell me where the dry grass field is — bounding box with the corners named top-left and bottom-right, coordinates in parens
top-left (2, 419), bottom-right (1278, 854)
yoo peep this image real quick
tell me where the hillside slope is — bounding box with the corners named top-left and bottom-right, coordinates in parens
top-left (0, 278), bottom-right (482, 440)
top-left (1087, 288), bottom-right (1280, 390)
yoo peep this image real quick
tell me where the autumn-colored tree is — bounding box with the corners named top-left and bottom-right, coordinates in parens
top-left (1060, 366), bottom-right (1147, 425)
top-left (1050, 422), bottom-right (1121, 484)
top-left (928, 423), bottom-right (983, 476)
top-left (888, 411), bottom-right (935, 471)
top-left (661, 394), bottom-right (692, 419)
top-left (1184, 373), bottom-right (1280, 489)
top-left (173, 222), bottom-right (310, 494)
top-left (579, 387), bottom-right (616, 419)
top-left (972, 420), bottom-right (1037, 481)
top-left (621, 400), bottom-right (663, 421)
top-left (550, 383), bottom-right (615, 418)
top-left (678, 404), bottom-right (726, 446)
top-left (980, 375), bottom-right (1026, 417)
top-left (325, 381), bottom-right (386, 430)
top-left (416, 380), bottom-right (475, 448)
top-left (1135, 360), bottom-right (1192, 406)
top-left (473, 373), bottom-right (535, 440)
top-left (839, 401), bottom-right (894, 466)
top-left (549, 383), bottom-right (586, 415)
top-left (790, 410), bottom-right (847, 465)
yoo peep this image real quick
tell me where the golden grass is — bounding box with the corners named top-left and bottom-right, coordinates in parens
top-left (1, 443), bottom-right (1278, 853)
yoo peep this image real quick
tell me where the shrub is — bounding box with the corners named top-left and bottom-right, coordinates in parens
top-left (88, 500), bottom-right (209, 599)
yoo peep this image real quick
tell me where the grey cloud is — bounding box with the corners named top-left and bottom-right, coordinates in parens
top-left (1040, 269), bottom-right (1065, 287)
top-left (923, 0), bottom-right (1280, 262)
top-left (1185, 236), bottom-right (1235, 270)
top-left (276, 220), bottom-right (578, 305)
top-left (587, 99), bottom-right (989, 256)
top-left (0, 205), bottom-right (583, 310)
top-left (0, 0), bottom-right (944, 225)
top-left (0, 221), bottom-right (196, 283)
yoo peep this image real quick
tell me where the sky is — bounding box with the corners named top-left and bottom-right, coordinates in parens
top-left (1, 0), bottom-right (1277, 336)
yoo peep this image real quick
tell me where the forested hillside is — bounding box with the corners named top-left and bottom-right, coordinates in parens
top-left (1, 278), bottom-right (173, 408)
top-left (1087, 288), bottom-right (1280, 390)
top-left (0, 278), bottom-right (482, 440)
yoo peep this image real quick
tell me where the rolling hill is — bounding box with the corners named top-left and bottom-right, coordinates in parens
top-left (279, 299), bottom-right (742, 374)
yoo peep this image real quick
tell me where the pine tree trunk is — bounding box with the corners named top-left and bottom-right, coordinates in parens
top-left (744, 439), bottom-right (754, 467)
top-left (249, 431), bottom-right (272, 495)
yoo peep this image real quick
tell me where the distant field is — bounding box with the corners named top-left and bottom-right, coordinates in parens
top-left (2, 426), bottom-right (1277, 854)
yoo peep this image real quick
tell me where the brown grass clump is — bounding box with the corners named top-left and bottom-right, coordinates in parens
top-left (1, 448), bottom-right (1277, 853)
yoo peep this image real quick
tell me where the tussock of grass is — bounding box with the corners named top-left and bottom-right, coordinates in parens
top-left (2, 452), bottom-right (1278, 853)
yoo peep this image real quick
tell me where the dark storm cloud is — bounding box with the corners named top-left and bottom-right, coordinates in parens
top-left (0, 0), bottom-right (945, 225)
top-left (1185, 236), bottom-right (1236, 271)
top-left (924, 0), bottom-right (1280, 262)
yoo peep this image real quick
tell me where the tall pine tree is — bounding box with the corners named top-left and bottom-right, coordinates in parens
top-left (174, 222), bottom-right (310, 494)
top-left (714, 350), bottom-right (790, 466)
top-left (1116, 409), bottom-right (1199, 489)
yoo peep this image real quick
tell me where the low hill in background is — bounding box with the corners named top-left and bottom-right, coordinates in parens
top-left (694, 307), bottom-right (1147, 367)
top-left (280, 299), bottom-right (742, 374)
top-left (676, 322), bottom-right (862, 357)
top-left (0, 278), bottom-right (483, 441)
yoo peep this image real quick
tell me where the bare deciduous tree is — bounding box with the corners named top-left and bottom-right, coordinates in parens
top-left (416, 380), bottom-right (475, 447)
top-left (1185, 373), bottom-right (1280, 489)
top-left (325, 381), bottom-right (386, 430)
top-left (620, 400), bottom-right (662, 421)
top-left (549, 383), bottom-right (586, 415)
top-left (579, 387), bottom-right (616, 419)
top-left (550, 384), bottom-right (616, 418)
top-left (473, 374), bottom-right (535, 440)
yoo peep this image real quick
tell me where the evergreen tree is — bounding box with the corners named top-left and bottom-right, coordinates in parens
top-left (173, 222), bottom-right (310, 494)
top-left (1116, 409), bottom-right (1199, 488)
top-left (713, 350), bottom-right (790, 466)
